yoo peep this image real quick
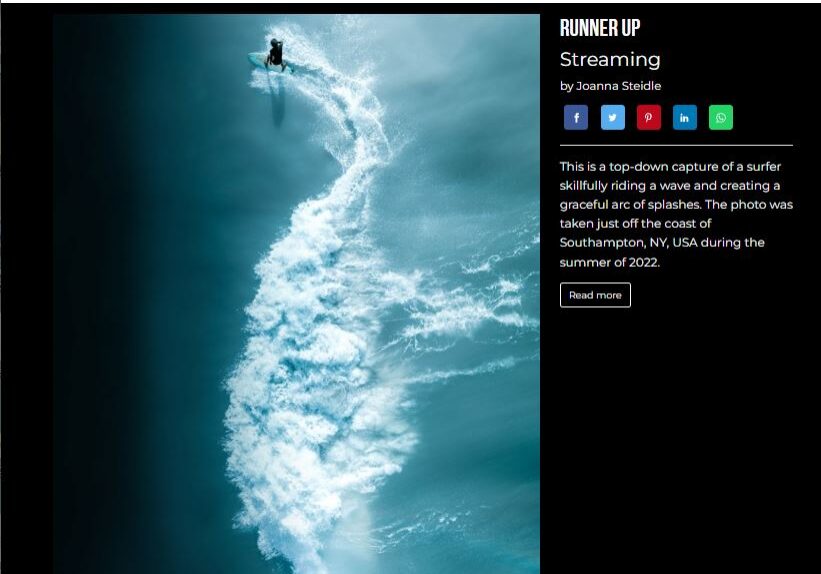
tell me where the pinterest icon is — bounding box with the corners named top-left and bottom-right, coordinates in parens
top-left (637, 105), bottom-right (662, 130)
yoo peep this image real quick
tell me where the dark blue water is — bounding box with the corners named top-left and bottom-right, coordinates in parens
top-left (83, 14), bottom-right (538, 574)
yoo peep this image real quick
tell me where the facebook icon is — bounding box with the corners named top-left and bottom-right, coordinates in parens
top-left (673, 105), bottom-right (698, 130)
top-left (564, 105), bottom-right (588, 130)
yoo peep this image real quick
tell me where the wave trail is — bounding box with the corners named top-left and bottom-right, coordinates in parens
top-left (226, 22), bottom-right (538, 574)
top-left (226, 24), bottom-right (404, 574)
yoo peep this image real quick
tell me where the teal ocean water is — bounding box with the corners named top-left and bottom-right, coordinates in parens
top-left (74, 14), bottom-right (539, 574)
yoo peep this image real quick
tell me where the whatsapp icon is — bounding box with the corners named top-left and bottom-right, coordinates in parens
top-left (709, 104), bottom-right (734, 130)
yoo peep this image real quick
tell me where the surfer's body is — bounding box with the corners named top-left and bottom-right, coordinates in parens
top-left (266, 38), bottom-right (287, 72)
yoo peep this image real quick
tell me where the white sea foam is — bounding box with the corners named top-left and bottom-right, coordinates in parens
top-left (226, 22), bottom-right (538, 574)
top-left (400, 355), bottom-right (539, 385)
top-left (460, 214), bottom-right (540, 275)
top-left (359, 507), bottom-right (475, 553)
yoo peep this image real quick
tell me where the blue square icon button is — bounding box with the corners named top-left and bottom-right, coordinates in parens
top-left (564, 105), bottom-right (588, 130)
top-left (673, 105), bottom-right (698, 130)
top-left (600, 105), bottom-right (625, 130)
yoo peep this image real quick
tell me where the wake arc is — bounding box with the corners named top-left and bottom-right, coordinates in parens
top-left (226, 24), bottom-right (403, 574)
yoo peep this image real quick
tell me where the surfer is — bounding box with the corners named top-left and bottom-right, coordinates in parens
top-left (265, 38), bottom-right (287, 72)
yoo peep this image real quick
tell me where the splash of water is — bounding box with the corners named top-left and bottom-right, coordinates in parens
top-left (225, 22), bottom-right (538, 574)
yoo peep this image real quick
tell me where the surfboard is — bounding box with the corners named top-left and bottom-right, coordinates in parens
top-left (248, 52), bottom-right (295, 74)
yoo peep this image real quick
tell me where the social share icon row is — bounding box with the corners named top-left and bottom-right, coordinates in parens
top-left (564, 104), bottom-right (733, 131)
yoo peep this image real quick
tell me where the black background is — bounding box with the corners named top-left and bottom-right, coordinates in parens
top-left (555, 7), bottom-right (816, 568)
top-left (557, 8), bottom-right (808, 315)
top-left (1, 3), bottom-right (816, 573)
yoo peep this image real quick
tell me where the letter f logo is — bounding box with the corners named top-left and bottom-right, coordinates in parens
top-left (564, 105), bottom-right (588, 130)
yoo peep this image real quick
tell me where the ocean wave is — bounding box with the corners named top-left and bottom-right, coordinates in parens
top-left (225, 22), bottom-right (538, 574)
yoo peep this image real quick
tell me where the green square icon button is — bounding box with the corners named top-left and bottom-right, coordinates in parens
top-left (709, 105), bottom-right (733, 130)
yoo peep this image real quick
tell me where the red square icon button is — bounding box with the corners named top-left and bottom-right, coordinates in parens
top-left (637, 105), bottom-right (662, 130)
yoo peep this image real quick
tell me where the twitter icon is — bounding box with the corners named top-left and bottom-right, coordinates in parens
top-left (601, 105), bottom-right (625, 130)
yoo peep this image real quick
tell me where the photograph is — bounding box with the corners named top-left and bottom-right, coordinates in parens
top-left (50, 13), bottom-right (541, 574)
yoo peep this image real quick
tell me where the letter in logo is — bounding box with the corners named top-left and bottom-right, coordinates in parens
top-left (637, 105), bottom-right (662, 130)
top-left (673, 105), bottom-right (697, 130)
top-left (564, 105), bottom-right (588, 130)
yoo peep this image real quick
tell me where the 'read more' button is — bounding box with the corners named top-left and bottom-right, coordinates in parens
top-left (560, 282), bottom-right (631, 309)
